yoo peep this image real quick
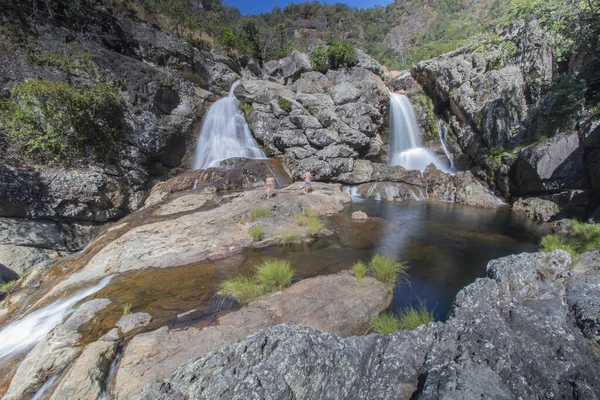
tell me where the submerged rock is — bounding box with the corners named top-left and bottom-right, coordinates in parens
top-left (142, 251), bottom-right (600, 399)
top-left (115, 272), bottom-right (390, 399)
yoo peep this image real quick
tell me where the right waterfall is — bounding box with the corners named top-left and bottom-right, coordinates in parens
top-left (388, 92), bottom-right (453, 174)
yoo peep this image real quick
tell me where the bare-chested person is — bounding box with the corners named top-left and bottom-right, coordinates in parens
top-left (265, 175), bottom-right (276, 198)
top-left (303, 171), bottom-right (312, 194)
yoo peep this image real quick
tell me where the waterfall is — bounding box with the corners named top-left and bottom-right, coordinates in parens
top-left (389, 93), bottom-right (451, 174)
top-left (193, 80), bottom-right (266, 170)
top-left (0, 275), bottom-right (113, 362)
top-left (438, 120), bottom-right (456, 171)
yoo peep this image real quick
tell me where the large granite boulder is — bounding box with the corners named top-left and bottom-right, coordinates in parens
top-left (142, 251), bottom-right (600, 399)
top-left (510, 132), bottom-right (590, 196)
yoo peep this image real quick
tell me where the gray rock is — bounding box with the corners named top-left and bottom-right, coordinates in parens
top-left (580, 114), bottom-right (600, 148)
top-left (567, 251), bottom-right (600, 343)
top-left (117, 312), bottom-right (153, 335)
top-left (0, 244), bottom-right (60, 276)
top-left (0, 217), bottom-right (97, 251)
top-left (511, 132), bottom-right (590, 195)
top-left (512, 197), bottom-right (560, 222)
top-left (329, 81), bottom-right (361, 105)
top-left (4, 299), bottom-right (111, 400)
top-left (142, 251), bottom-right (600, 400)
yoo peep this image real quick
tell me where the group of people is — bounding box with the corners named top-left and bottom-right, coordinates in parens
top-left (265, 171), bottom-right (312, 198)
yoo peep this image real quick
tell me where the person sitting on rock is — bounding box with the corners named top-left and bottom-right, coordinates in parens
top-left (265, 175), bottom-right (275, 198)
top-left (303, 171), bottom-right (312, 194)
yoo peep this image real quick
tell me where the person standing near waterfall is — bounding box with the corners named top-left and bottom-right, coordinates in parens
top-left (265, 175), bottom-right (275, 198)
top-left (303, 171), bottom-right (312, 194)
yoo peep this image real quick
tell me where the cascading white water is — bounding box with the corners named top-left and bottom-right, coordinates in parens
top-left (0, 275), bottom-right (113, 361)
top-left (389, 93), bottom-right (451, 174)
top-left (438, 120), bottom-right (455, 171)
top-left (193, 80), bottom-right (266, 170)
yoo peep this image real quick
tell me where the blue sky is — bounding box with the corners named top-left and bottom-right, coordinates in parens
top-left (225, 1), bottom-right (392, 15)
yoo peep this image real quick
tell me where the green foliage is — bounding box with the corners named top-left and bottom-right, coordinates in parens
top-left (220, 258), bottom-right (295, 304)
top-left (488, 146), bottom-right (505, 169)
top-left (249, 207), bottom-right (272, 222)
top-left (540, 221), bottom-right (600, 262)
top-left (248, 224), bottom-right (264, 241)
top-left (240, 100), bottom-right (253, 117)
top-left (277, 97), bottom-right (292, 113)
top-left (306, 216), bottom-right (325, 237)
top-left (219, 276), bottom-right (264, 305)
top-left (0, 280), bottom-right (17, 294)
top-left (279, 229), bottom-right (302, 246)
top-left (396, 303), bottom-right (435, 330)
top-left (326, 39), bottom-right (358, 69)
top-left (255, 259), bottom-right (295, 292)
top-left (369, 254), bottom-right (408, 289)
top-left (122, 303), bottom-right (132, 316)
top-left (501, 40), bottom-right (517, 57)
top-left (352, 260), bottom-right (368, 287)
top-left (215, 27), bottom-right (239, 54)
top-left (370, 312), bottom-right (401, 334)
top-left (311, 44), bottom-right (329, 71)
top-left (0, 79), bottom-right (123, 164)
top-left (410, 93), bottom-right (437, 141)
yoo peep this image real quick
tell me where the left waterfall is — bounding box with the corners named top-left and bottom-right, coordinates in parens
top-left (193, 80), bottom-right (266, 170)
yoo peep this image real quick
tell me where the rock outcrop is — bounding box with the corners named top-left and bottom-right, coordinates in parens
top-left (115, 272), bottom-right (391, 399)
top-left (142, 250), bottom-right (600, 399)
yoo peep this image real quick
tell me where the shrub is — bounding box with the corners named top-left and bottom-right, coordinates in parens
top-left (352, 260), bottom-right (368, 287)
top-left (369, 254), bottom-right (408, 289)
top-left (541, 234), bottom-right (578, 260)
top-left (249, 207), bottom-right (272, 222)
top-left (122, 303), bottom-right (132, 316)
top-left (0, 280), bottom-right (17, 294)
top-left (0, 79), bottom-right (123, 164)
top-left (501, 40), bottom-right (517, 57)
top-left (311, 44), bottom-right (328, 71)
top-left (219, 276), bottom-right (264, 305)
top-left (326, 40), bottom-right (358, 69)
top-left (279, 229), bottom-right (302, 246)
top-left (249, 224), bottom-right (264, 241)
top-left (255, 259), bottom-right (295, 292)
top-left (240, 100), bottom-right (253, 117)
top-left (540, 221), bottom-right (600, 262)
top-left (397, 304), bottom-right (435, 330)
top-left (277, 97), bottom-right (292, 113)
top-left (370, 312), bottom-right (401, 334)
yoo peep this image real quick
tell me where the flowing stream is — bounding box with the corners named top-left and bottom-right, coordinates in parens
top-left (389, 93), bottom-right (452, 173)
top-left (193, 80), bottom-right (266, 170)
top-left (0, 275), bottom-right (113, 362)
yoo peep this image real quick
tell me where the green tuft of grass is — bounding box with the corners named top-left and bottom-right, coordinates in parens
top-left (352, 260), bottom-right (368, 287)
top-left (0, 280), bottom-right (17, 294)
top-left (397, 304), bottom-right (435, 330)
top-left (306, 216), bottom-right (325, 237)
top-left (539, 220), bottom-right (600, 263)
top-left (303, 208), bottom-right (318, 219)
top-left (219, 276), bottom-right (264, 305)
top-left (279, 229), bottom-right (302, 246)
top-left (571, 221), bottom-right (600, 252)
top-left (249, 224), bottom-right (264, 242)
top-left (541, 234), bottom-right (578, 260)
top-left (249, 207), bottom-right (272, 222)
top-left (122, 303), bottom-right (132, 316)
top-left (370, 312), bottom-right (401, 334)
top-left (369, 254), bottom-right (408, 289)
top-left (277, 97), bottom-right (292, 113)
top-left (255, 259), bottom-right (295, 292)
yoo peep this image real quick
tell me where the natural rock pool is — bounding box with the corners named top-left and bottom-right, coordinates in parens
top-left (78, 198), bottom-right (549, 340)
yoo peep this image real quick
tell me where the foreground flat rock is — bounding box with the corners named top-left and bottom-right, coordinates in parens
top-left (115, 273), bottom-right (390, 399)
top-left (143, 251), bottom-right (600, 399)
top-left (45, 183), bottom-right (350, 298)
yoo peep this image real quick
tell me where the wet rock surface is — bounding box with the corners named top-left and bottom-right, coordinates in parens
top-left (115, 273), bottom-right (391, 399)
top-left (142, 251), bottom-right (600, 399)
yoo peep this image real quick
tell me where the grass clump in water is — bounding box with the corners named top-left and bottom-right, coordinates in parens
top-left (279, 229), bottom-right (302, 246)
top-left (294, 208), bottom-right (324, 237)
top-left (0, 280), bottom-right (17, 294)
top-left (122, 303), bottom-right (132, 316)
top-left (540, 220), bottom-right (600, 262)
top-left (219, 259), bottom-right (296, 305)
top-left (370, 304), bottom-right (435, 334)
top-left (369, 254), bottom-right (408, 289)
top-left (249, 207), bottom-right (272, 222)
top-left (248, 224), bottom-right (264, 241)
top-left (352, 260), bottom-right (368, 287)
top-left (255, 259), bottom-right (295, 292)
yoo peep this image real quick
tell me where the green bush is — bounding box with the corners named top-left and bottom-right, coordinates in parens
top-left (541, 234), bottom-right (578, 260)
top-left (501, 40), bottom-right (517, 57)
top-left (0, 79), bottom-right (123, 164)
top-left (255, 259), bottom-right (295, 292)
top-left (0, 280), bottom-right (17, 294)
top-left (279, 229), bottom-right (302, 246)
top-left (352, 260), bottom-right (368, 287)
top-left (219, 276), bottom-right (264, 305)
top-left (370, 312), bottom-right (401, 334)
top-left (540, 221), bottom-right (600, 262)
top-left (240, 100), bottom-right (253, 117)
top-left (397, 304), bottom-right (435, 330)
top-left (249, 207), bottom-right (272, 222)
top-left (311, 44), bottom-right (329, 71)
top-left (370, 254), bottom-right (408, 289)
top-left (277, 97), bottom-right (292, 113)
top-left (326, 40), bottom-right (358, 69)
top-left (249, 224), bottom-right (264, 241)
top-left (306, 216), bottom-right (325, 237)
